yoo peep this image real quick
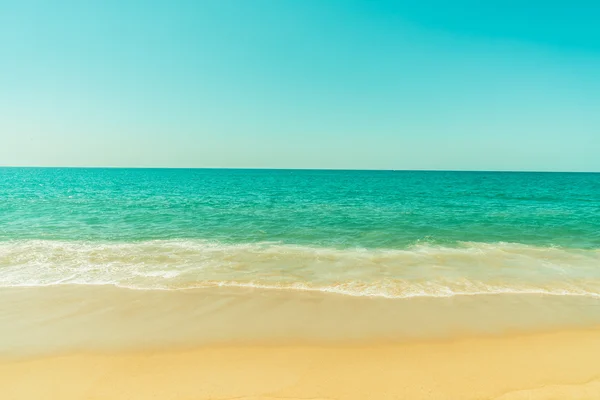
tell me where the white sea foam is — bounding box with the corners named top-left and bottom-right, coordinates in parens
top-left (0, 239), bottom-right (599, 299)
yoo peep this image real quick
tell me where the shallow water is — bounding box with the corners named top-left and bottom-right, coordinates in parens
top-left (1, 168), bottom-right (599, 355)
top-left (1, 240), bottom-right (600, 299)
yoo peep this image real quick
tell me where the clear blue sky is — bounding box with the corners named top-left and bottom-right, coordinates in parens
top-left (1, 0), bottom-right (599, 171)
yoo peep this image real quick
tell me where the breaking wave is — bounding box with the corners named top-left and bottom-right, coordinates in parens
top-left (1, 239), bottom-right (599, 299)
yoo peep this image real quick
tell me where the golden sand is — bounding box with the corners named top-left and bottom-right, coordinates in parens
top-left (2, 329), bottom-right (600, 400)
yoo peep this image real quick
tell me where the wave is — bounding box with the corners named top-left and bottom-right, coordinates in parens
top-left (1, 239), bottom-right (599, 299)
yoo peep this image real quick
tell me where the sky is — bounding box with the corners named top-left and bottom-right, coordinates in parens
top-left (1, 0), bottom-right (599, 171)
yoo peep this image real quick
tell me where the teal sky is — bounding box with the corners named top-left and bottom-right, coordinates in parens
top-left (1, 1), bottom-right (599, 171)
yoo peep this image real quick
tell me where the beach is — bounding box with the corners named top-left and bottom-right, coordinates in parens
top-left (3, 0), bottom-right (600, 395)
top-left (2, 328), bottom-right (600, 399)
top-left (1, 169), bottom-right (599, 399)
top-left (2, 285), bottom-right (600, 399)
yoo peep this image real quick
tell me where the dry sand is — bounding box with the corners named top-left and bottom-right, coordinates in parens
top-left (2, 329), bottom-right (600, 400)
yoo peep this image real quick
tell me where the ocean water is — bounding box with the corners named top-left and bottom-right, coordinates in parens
top-left (1, 168), bottom-right (599, 300)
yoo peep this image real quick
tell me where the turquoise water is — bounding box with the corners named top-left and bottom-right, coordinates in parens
top-left (0, 168), bottom-right (599, 297)
top-left (2, 168), bottom-right (599, 247)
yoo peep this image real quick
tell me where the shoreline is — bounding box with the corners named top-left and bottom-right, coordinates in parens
top-left (2, 328), bottom-right (600, 399)
top-left (3, 285), bottom-right (600, 358)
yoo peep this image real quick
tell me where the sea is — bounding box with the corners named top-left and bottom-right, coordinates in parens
top-left (1, 168), bottom-right (599, 355)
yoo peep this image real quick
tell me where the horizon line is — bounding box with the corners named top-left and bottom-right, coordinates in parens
top-left (0, 166), bottom-right (598, 174)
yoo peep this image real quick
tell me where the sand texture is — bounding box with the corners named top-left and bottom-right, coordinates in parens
top-left (2, 329), bottom-right (600, 400)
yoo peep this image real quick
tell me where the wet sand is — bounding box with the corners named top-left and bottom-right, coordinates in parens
top-left (2, 329), bottom-right (600, 400)
top-left (2, 286), bottom-right (600, 399)
top-left (3, 285), bottom-right (600, 356)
